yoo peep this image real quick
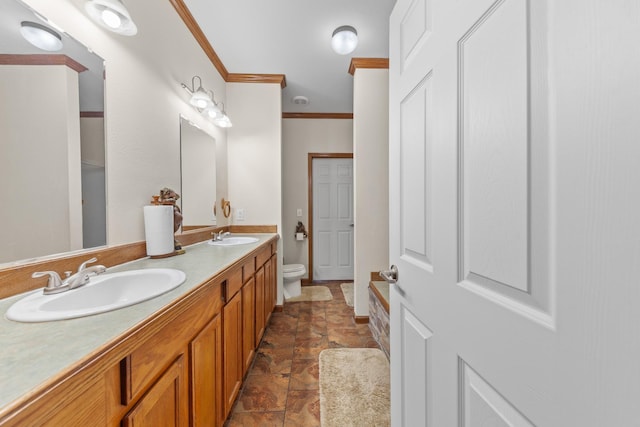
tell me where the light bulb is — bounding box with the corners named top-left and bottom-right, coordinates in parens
top-left (101, 9), bottom-right (121, 29)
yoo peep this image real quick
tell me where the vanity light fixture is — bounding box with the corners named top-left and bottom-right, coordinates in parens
top-left (213, 103), bottom-right (232, 128)
top-left (204, 100), bottom-right (222, 119)
top-left (331, 25), bottom-right (358, 55)
top-left (85, 0), bottom-right (137, 36)
top-left (181, 76), bottom-right (212, 109)
top-left (181, 76), bottom-right (232, 128)
top-left (20, 21), bottom-right (62, 51)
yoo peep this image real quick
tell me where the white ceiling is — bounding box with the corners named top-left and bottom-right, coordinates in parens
top-left (183, 0), bottom-right (396, 114)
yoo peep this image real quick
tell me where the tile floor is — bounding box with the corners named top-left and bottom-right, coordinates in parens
top-left (225, 282), bottom-right (379, 426)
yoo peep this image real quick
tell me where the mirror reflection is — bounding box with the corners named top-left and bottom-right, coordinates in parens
top-left (0, 0), bottom-right (106, 265)
top-left (180, 117), bottom-right (216, 231)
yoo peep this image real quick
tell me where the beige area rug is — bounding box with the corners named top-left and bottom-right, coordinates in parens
top-left (340, 282), bottom-right (354, 307)
top-left (319, 348), bottom-right (390, 427)
top-left (285, 285), bottom-right (333, 302)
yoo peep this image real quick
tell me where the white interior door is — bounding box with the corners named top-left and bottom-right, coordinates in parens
top-left (313, 157), bottom-right (354, 280)
top-left (388, 0), bottom-right (640, 425)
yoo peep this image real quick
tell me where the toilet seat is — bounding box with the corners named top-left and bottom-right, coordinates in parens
top-left (283, 264), bottom-right (305, 275)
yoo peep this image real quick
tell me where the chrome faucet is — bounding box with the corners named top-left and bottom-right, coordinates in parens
top-left (33, 257), bottom-right (106, 295)
top-left (211, 231), bottom-right (231, 241)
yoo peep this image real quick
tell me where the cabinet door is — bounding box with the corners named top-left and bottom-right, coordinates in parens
top-left (242, 277), bottom-right (256, 375)
top-left (190, 314), bottom-right (223, 427)
top-left (223, 291), bottom-right (243, 418)
top-left (254, 266), bottom-right (265, 344)
top-left (264, 257), bottom-right (272, 326)
top-left (122, 355), bottom-right (188, 427)
top-left (270, 254), bottom-right (277, 314)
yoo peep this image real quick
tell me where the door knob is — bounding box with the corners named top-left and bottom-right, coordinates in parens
top-left (379, 265), bottom-right (398, 284)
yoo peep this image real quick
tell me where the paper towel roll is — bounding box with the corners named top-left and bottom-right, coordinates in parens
top-left (143, 205), bottom-right (174, 256)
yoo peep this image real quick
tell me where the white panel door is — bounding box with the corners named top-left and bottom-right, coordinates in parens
top-left (313, 157), bottom-right (354, 280)
top-left (388, 0), bottom-right (640, 425)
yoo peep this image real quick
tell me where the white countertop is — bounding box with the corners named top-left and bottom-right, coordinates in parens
top-left (0, 233), bottom-right (277, 412)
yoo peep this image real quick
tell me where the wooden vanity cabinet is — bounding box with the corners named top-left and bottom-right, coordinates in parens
top-left (222, 268), bottom-right (244, 418)
top-left (117, 277), bottom-right (224, 427)
top-left (190, 314), bottom-right (223, 426)
top-left (254, 244), bottom-right (276, 344)
top-left (242, 276), bottom-right (256, 375)
top-left (121, 355), bottom-right (188, 427)
top-left (254, 265), bottom-right (266, 344)
top-left (0, 237), bottom-right (278, 427)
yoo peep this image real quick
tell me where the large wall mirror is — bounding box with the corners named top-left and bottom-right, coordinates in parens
top-left (0, 0), bottom-right (106, 265)
top-left (180, 116), bottom-right (217, 231)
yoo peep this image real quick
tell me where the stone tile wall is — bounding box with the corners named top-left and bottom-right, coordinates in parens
top-left (368, 286), bottom-right (390, 360)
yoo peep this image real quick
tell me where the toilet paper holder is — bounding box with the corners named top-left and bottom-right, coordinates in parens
top-left (295, 221), bottom-right (308, 240)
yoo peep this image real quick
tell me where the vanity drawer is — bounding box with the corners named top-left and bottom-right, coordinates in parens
top-left (256, 246), bottom-right (271, 268)
top-left (124, 280), bottom-right (222, 403)
top-left (225, 267), bottom-right (243, 301)
top-left (242, 257), bottom-right (255, 283)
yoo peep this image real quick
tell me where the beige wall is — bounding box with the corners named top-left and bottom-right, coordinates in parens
top-left (23, 0), bottom-right (228, 246)
top-left (353, 68), bottom-right (389, 317)
top-left (226, 82), bottom-right (284, 302)
top-left (281, 118), bottom-right (353, 276)
top-left (0, 65), bottom-right (82, 263)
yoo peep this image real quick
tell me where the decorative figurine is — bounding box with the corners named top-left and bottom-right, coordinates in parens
top-left (158, 187), bottom-right (184, 252)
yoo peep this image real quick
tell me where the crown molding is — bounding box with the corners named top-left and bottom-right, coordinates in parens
top-left (170, 0), bottom-right (287, 89)
top-left (0, 54), bottom-right (87, 73)
top-left (348, 58), bottom-right (389, 75)
top-left (169, 0), bottom-right (229, 80)
top-left (227, 73), bottom-right (287, 88)
top-left (282, 113), bottom-right (353, 119)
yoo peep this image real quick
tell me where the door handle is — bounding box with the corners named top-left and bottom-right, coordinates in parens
top-left (379, 265), bottom-right (398, 284)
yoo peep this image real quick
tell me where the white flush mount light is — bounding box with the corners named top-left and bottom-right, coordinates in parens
top-left (331, 25), bottom-right (358, 55)
top-left (85, 0), bottom-right (137, 36)
top-left (20, 22), bottom-right (62, 51)
top-left (292, 96), bottom-right (309, 106)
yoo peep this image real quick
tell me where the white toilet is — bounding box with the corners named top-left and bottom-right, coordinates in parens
top-left (283, 263), bottom-right (306, 299)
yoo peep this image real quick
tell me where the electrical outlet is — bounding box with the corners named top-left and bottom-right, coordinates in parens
top-left (297, 209), bottom-right (302, 217)
top-left (236, 208), bottom-right (245, 221)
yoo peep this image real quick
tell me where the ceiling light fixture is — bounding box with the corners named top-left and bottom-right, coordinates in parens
top-left (292, 96), bottom-right (309, 106)
top-left (331, 25), bottom-right (358, 55)
top-left (20, 21), bottom-right (62, 51)
top-left (84, 0), bottom-right (137, 36)
top-left (181, 77), bottom-right (232, 128)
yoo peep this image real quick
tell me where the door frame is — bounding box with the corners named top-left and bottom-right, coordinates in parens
top-left (307, 152), bottom-right (354, 283)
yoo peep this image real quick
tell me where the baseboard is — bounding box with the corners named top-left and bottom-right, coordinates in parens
top-left (354, 315), bottom-right (369, 324)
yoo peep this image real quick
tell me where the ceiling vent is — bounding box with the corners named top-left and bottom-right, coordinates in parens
top-left (292, 96), bottom-right (309, 106)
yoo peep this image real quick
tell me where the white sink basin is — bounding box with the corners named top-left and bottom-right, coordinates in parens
top-left (208, 236), bottom-right (259, 246)
top-left (6, 268), bottom-right (186, 322)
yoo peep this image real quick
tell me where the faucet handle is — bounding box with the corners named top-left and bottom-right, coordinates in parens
top-left (78, 257), bottom-right (98, 272)
top-left (32, 271), bottom-right (63, 290)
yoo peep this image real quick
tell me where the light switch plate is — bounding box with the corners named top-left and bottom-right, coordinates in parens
top-left (297, 209), bottom-right (302, 217)
top-left (236, 208), bottom-right (245, 221)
